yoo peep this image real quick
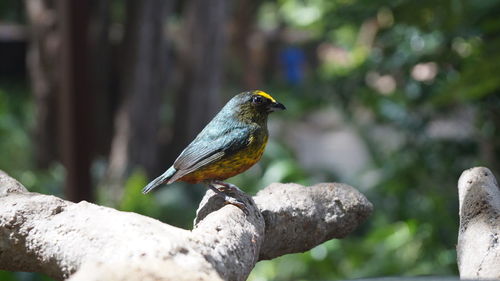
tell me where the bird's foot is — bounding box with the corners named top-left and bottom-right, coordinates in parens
top-left (222, 196), bottom-right (248, 214)
top-left (212, 180), bottom-right (242, 193)
top-left (205, 181), bottom-right (248, 214)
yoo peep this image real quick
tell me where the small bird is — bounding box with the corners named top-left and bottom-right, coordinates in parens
top-left (142, 90), bottom-right (285, 208)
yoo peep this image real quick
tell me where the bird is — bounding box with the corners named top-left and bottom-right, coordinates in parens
top-left (142, 90), bottom-right (286, 209)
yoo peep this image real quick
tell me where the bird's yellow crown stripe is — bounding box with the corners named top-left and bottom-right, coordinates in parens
top-left (254, 90), bottom-right (277, 103)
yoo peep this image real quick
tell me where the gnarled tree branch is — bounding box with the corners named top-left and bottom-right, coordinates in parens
top-left (0, 171), bottom-right (372, 281)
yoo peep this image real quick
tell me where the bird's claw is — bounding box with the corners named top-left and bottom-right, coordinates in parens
top-left (205, 181), bottom-right (248, 214)
top-left (214, 181), bottom-right (242, 193)
top-left (223, 196), bottom-right (248, 215)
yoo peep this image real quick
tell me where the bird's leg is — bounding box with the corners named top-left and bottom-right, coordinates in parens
top-left (204, 181), bottom-right (246, 211)
top-left (212, 180), bottom-right (243, 193)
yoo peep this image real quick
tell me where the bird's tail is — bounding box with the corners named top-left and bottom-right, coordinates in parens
top-left (142, 166), bottom-right (176, 194)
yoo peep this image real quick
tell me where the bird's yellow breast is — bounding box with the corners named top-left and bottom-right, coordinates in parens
top-left (178, 133), bottom-right (268, 184)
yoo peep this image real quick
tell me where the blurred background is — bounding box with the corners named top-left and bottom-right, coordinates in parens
top-left (1, 0), bottom-right (499, 280)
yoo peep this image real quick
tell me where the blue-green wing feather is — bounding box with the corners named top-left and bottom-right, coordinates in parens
top-left (168, 118), bottom-right (252, 183)
top-left (143, 122), bottom-right (250, 192)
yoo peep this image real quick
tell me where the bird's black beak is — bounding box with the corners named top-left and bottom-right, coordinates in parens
top-left (268, 101), bottom-right (286, 112)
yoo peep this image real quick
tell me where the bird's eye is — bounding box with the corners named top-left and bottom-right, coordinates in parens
top-left (252, 96), bottom-right (264, 105)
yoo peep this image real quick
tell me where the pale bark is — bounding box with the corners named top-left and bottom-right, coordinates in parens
top-left (0, 171), bottom-right (372, 281)
top-left (457, 167), bottom-right (500, 280)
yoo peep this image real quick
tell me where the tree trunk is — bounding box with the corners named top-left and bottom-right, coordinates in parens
top-left (105, 0), bottom-right (170, 198)
top-left (231, 0), bottom-right (263, 89)
top-left (57, 0), bottom-right (94, 202)
top-left (168, 0), bottom-right (228, 163)
top-left (26, 0), bottom-right (111, 202)
top-left (88, 0), bottom-right (113, 158)
top-left (25, 0), bottom-right (60, 169)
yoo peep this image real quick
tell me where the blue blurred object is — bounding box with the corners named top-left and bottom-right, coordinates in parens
top-left (280, 46), bottom-right (305, 85)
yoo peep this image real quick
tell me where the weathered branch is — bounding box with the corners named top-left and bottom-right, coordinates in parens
top-left (254, 182), bottom-right (373, 260)
top-left (457, 167), bottom-right (500, 280)
top-left (0, 172), bottom-right (372, 281)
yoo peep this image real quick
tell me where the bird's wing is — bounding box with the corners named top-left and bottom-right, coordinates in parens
top-left (168, 125), bottom-right (251, 182)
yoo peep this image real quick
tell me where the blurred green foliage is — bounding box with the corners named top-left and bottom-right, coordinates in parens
top-left (247, 0), bottom-right (500, 280)
top-left (2, 0), bottom-right (500, 280)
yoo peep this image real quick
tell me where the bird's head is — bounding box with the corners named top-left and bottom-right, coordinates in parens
top-left (228, 90), bottom-right (286, 123)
